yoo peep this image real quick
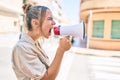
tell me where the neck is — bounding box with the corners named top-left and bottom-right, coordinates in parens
top-left (27, 31), bottom-right (39, 42)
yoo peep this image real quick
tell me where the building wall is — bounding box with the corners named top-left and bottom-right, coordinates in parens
top-left (0, 0), bottom-right (23, 33)
top-left (0, 15), bottom-right (20, 33)
top-left (80, 0), bottom-right (120, 50)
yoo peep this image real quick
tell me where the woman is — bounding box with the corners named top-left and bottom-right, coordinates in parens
top-left (12, 3), bottom-right (71, 80)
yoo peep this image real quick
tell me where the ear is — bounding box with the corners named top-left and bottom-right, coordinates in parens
top-left (31, 19), bottom-right (39, 28)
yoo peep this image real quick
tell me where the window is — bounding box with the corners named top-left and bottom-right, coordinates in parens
top-left (111, 20), bottom-right (120, 39)
top-left (93, 20), bottom-right (104, 38)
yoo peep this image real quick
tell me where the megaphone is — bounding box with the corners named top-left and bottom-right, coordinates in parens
top-left (53, 21), bottom-right (85, 39)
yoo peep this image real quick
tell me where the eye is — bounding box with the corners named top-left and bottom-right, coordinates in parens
top-left (47, 17), bottom-right (53, 20)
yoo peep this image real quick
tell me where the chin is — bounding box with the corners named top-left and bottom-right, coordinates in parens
top-left (45, 37), bottom-right (49, 39)
top-left (44, 35), bottom-right (49, 39)
top-left (44, 33), bottom-right (51, 39)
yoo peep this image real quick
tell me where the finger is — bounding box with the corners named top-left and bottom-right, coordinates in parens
top-left (65, 36), bottom-right (70, 39)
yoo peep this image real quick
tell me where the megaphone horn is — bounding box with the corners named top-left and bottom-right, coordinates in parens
top-left (53, 21), bottom-right (85, 39)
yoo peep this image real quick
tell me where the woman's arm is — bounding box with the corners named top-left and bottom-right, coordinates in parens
top-left (41, 36), bottom-right (71, 80)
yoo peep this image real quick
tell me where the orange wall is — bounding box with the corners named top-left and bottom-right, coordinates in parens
top-left (89, 13), bottom-right (120, 50)
top-left (89, 39), bottom-right (120, 50)
top-left (80, 0), bottom-right (120, 50)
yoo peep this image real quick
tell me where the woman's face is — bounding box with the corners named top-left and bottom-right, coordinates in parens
top-left (41, 10), bottom-right (55, 38)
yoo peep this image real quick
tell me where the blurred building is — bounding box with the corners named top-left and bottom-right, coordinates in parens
top-left (80, 0), bottom-right (120, 50)
top-left (0, 0), bottom-right (71, 33)
top-left (0, 0), bottom-right (23, 33)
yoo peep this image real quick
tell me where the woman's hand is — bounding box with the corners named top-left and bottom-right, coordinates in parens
top-left (58, 36), bottom-right (71, 52)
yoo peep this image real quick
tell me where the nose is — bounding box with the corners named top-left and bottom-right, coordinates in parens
top-left (52, 20), bottom-right (56, 25)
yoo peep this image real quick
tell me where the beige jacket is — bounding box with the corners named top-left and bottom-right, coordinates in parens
top-left (12, 33), bottom-right (49, 80)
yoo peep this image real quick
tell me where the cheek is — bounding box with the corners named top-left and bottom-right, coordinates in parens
top-left (42, 26), bottom-right (48, 33)
top-left (41, 21), bottom-right (51, 34)
top-left (43, 22), bottom-right (50, 30)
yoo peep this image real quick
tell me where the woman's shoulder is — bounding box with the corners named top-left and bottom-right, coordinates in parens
top-left (13, 41), bottom-right (37, 56)
top-left (17, 40), bottom-right (35, 50)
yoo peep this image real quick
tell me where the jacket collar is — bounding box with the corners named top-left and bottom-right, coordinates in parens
top-left (19, 33), bottom-right (36, 45)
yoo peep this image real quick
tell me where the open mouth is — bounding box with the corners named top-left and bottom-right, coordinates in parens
top-left (49, 29), bottom-right (52, 34)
